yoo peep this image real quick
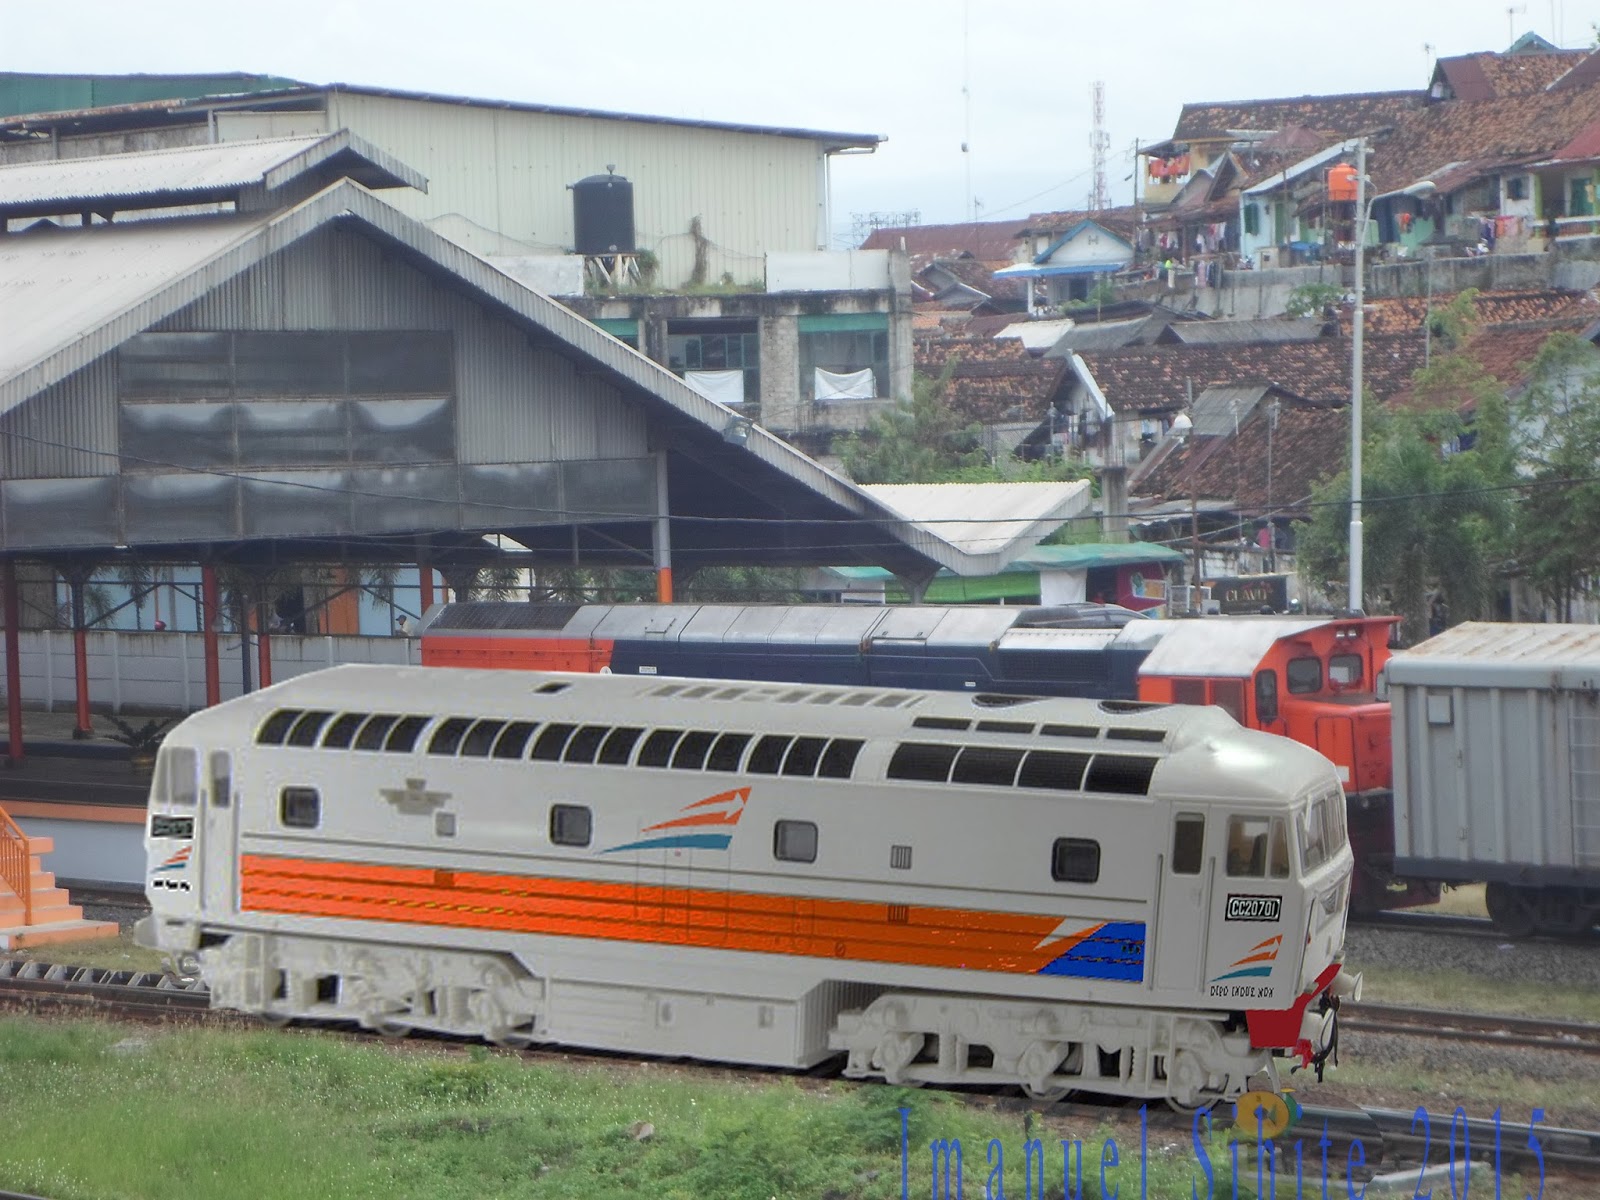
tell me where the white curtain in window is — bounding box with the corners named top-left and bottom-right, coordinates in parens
top-left (683, 370), bottom-right (745, 406)
top-left (814, 367), bottom-right (876, 402)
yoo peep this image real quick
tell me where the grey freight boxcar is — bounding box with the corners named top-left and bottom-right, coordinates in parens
top-left (1389, 622), bottom-right (1600, 935)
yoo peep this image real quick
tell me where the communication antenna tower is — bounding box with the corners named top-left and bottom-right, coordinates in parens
top-left (1089, 81), bottom-right (1110, 213)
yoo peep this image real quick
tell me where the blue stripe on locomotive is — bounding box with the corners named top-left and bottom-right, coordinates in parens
top-left (1037, 921), bottom-right (1146, 981)
top-left (608, 633), bottom-right (1150, 700)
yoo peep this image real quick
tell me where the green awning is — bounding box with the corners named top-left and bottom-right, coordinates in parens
top-left (797, 313), bottom-right (889, 333)
top-left (591, 317), bottom-right (639, 339)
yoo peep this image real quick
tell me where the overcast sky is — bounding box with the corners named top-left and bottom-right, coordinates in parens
top-left (7, 0), bottom-right (1590, 243)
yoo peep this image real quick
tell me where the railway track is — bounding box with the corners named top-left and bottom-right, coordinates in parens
top-left (4, 956), bottom-right (1600, 1187)
top-left (1353, 907), bottom-right (1600, 942)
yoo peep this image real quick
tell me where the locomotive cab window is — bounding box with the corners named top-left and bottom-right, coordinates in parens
top-left (774, 819), bottom-right (818, 863)
top-left (256, 709), bottom-right (301, 745)
top-left (1226, 815), bottom-right (1285, 878)
top-left (1051, 837), bottom-right (1101, 884)
top-left (165, 747), bottom-right (198, 807)
top-left (550, 804), bottom-right (592, 847)
top-left (280, 787), bottom-right (320, 829)
top-left (1329, 653), bottom-right (1363, 688)
top-left (1286, 657), bottom-right (1322, 694)
top-left (1172, 814), bottom-right (1205, 875)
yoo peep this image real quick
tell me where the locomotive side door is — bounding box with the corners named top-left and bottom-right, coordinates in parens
top-left (200, 749), bottom-right (239, 915)
top-left (1154, 812), bottom-right (1212, 992)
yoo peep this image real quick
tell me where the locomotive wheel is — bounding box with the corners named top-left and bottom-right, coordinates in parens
top-left (1485, 882), bottom-right (1536, 938)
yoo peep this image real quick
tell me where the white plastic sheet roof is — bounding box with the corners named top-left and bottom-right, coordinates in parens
top-left (861, 481), bottom-right (1093, 561)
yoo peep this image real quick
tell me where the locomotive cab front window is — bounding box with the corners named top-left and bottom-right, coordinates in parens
top-left (1329, 653), bottom-right (1363, 689)
top-left (1286, 657), bottom-right (1322, 694)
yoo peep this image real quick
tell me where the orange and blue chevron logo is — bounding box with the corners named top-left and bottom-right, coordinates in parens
top-left (600, 787), bottom-right (750, 854)
top-left (1211, 934), bottom-right (1282, 982)
top-left (154, 845), bottom-right (192, 873)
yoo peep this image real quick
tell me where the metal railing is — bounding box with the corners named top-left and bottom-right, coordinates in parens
top-left (0, 806), bottom-right (32, 927)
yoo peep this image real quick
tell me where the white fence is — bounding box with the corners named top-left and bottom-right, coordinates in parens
top-left (4, 630), bottom-right (421, 716)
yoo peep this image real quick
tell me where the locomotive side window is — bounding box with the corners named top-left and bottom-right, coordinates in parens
top-left (1173, 679), bottom-right (1206, 705)
top-left (597, 726), bottom-right (645, 765)
top-left (428, 717), bottom-right (473, 755)
top-left (322, 712), bottom-right (367, 748)
top-left (1051, 837), bottom-right (1101, 884)
top-left (562, 725), bottom-right (609, 764)
top-left (1286, 657), bottom-right (1322, 694)
top-left (781, 736), bottom-right (828, 776)
top-left (1083, 754), bottom-right (1157, 795)
top-left (280, 786), bottom-right (320, 829)
top-left (1172, 814), bottom-right (1205, 875)
top-left (1255, 671), bottom-right (1279, 723)
top-left (637, 728), bottom-right (685, 767)
top-left (671, 730), bottom-right (718, 770)
top-left (385, 715), bottom-right (430, 753)
top-left (1210, 680), bottom-right (1245, 724)
top-left (549, 804), bottom-right (591, 847)
top-left (256, 709), bottom-right (302, 745)
top-left (747, 735), bottom-right (795, 774)
top-left (353, 714), bottom-right (400, 751)
top-left (1329, 653), bottom-right (1363, 687)
top-left (1017, 749), bottom-right (1089, 791)
top-left (531, 723), bottom-right (578, 761)
top-left (493, 721), bottom-right (540, 759)
top-left (707, 732), bottom-right (754, 771)
top-left (209, 750), bottom-right (231, 808)
top-left (773, 819), bottom-right (818, 863)
top-left (952, 746), bottom-right (1025, 787)
top-left (817, 738), bottom-right (864, 779)
top-left (1226, 815), bottom-right (1272, 877)
top-left (167, 747), bottom-right (198, 807)
top-left (287, 710), bottom-right (334, 747)
top-left (460, 719), bottom-right (506, 756)
top-left (887, 742), bottom-right (959, 783)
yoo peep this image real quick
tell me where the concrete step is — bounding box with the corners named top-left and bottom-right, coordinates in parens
top-left (0, 897), bottom-right (81, 924)
top-left (0, 917), bottom-right (119, 950)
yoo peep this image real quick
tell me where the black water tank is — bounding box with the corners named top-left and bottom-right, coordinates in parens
top-left (571, 172), bottom-right (635, 255)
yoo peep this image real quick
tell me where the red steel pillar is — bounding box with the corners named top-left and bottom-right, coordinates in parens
top-left (419, 564), bottom-right (435, 614)
top-left (255, 598), bottom-right (273, 690)
top-left (201, 565), bottom-right (222, 707)
top-left (4, 561), bottom-right (23, 766)
top-left (69, 572), bottom-right (92, 738)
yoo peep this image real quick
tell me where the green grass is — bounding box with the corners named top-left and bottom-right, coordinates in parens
top-left (0, 1016), bottom-right (1298, 1200)
top-left (1357, 964), bottom-right (1600, 1023)
top-left (4, 929), bottom-right (168, 974)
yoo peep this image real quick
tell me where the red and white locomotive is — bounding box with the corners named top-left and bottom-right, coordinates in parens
top-left (140, 664), bottom-right (1359, 1108)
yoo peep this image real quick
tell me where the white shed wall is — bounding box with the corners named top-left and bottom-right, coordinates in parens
top-left (327, 93), bottom-right (827, 288)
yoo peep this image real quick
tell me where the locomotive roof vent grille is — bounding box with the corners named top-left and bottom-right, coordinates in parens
top-left (1106, 728), bottom-right (1167, 744)
top-left (647, 682), bottom-right (916, 709)
top-left (429, 601), bottom-right (582, 631)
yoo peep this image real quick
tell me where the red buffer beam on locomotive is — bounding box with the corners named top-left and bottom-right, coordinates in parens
top-left (417, 602), bottom-right (1429, 915)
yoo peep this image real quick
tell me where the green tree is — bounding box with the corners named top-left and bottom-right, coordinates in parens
top-left (1294, 321), bottom-right (1514, 641)
top-left (1283, 282), bottom-right (1343, 320)
top-left (835, 358), bottom-right (989, 483)
top-left (1511, 332), bottom-right (1600, 620)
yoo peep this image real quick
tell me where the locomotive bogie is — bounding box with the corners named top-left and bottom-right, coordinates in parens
top-left (140, 665), bottom-right (1355, 1107)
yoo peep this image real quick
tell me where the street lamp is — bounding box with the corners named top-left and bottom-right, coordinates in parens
top-left (1348, 140), bottom-right (1435, 613)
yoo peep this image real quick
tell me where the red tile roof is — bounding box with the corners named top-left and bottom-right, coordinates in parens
top-left (914, 335), bottom-right (1069, 424)
top-left (1342, 288), bottom-right (1600, 335)
top-left (860, 220), bottom-right (1026, 262)
top-left (1169, 91), bottom-right (1426, 143)
top-left (1433, 49), bottom-right (1587, 101)
top-left (1019, 205), bottom-right (1138, 242)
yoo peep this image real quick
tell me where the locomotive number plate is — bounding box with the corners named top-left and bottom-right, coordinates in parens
top-left (1225, 894), bottom-right (1282, 922)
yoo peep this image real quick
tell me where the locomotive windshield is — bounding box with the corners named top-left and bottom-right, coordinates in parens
top-left (1298, 785), bottom-right (1348, 872)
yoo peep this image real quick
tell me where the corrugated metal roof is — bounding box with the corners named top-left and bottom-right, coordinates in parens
top-left (1010, 542), bottom-right (1186, 570)
top-left (0, 131), bottom-right (425, 219)
top-left (861, 481), bottom-right (1093, 561)
top-left (1191, 384), bottom-right (1270, 436)
top-left (1165, 319), bottom-right (1324, 345)
top-left (1243, 138), bottom-right (1362, 195)
top-left (0, 81), bottom-right (883, 153)
top-left (1389, 621), bottom-right (1600, 690)
top-left (0, 177), bottom-right (1030, 579)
